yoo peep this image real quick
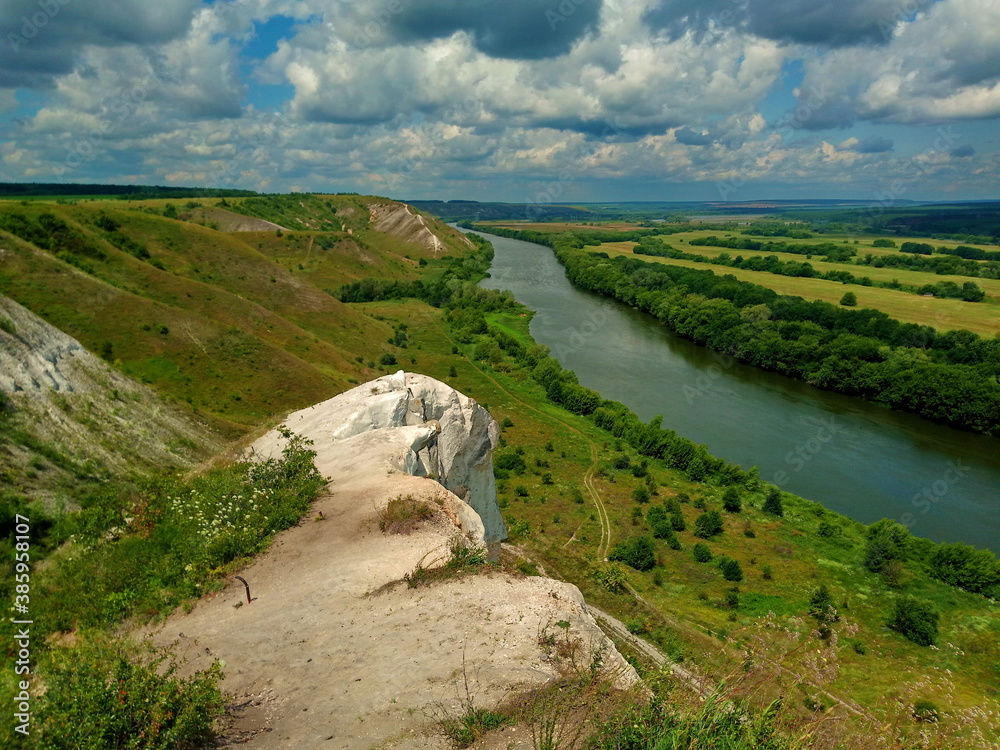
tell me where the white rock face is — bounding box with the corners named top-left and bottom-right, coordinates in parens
top-left (253, 371), bottom-right (507, 545)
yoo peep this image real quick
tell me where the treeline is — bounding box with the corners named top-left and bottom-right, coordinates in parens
top-left (633, 237), bottom-right (987, 302)
top-left (687, 235), bottom-right (858, 262)
top-left (858, 249), bottom-right (1000, 280)
top-left (479, 226), bottom-right (1000, 436)
top-left (334, 232), bottom-right (517, 311)
top-left (0, 181), bottom-right (256, 199)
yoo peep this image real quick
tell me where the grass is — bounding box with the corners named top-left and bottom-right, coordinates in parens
top-left (377, 494), bottom-right (435, 534)
top-left (4, 196), bottom-right (998, 746)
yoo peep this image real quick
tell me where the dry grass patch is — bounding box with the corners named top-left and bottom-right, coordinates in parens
top-left (377, 493), bottom-right (435, 534)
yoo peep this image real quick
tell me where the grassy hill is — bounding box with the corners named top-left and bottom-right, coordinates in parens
top-left (1, 193), bottom-right (998, 748)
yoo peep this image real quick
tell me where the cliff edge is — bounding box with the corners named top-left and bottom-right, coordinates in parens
top-left (152, 372), bottom-right (636, 748)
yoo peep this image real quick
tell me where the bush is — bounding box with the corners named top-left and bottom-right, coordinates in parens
top-left (840, 291), bottom-right (858, 307)
top-left (632, 485), bottom-right (651, 504)
top-left (864, 518), bottom-right (911, 573)
top-left (495, 452), bottom-right (527, 474)
top-left (693, 542), bottom-right (713, 562)
top-left (718, 556), bottom-right (744, 582)
top-left (670, 511), bottom-right (685, 532)
top-left (912, 700), bottom-right (941, 723)
top-left (609, 536), bottom-right (656, 572)
top-left (808, 584), bottom-right (839, 624)
top-left (928, 542), bottom-right (1000, 594)
top-left (693, 510), bottom-right (724, 539)
top-left (379, 353), bottom-right (398, 366)
top-left (762, 487), bottom-right (783, 517)
top-left (35, 636), bottom-right (224, 749)
top-left (887, 596), bottom-right (939, 646)
top-left (721, 487), bottom-right (741, 513)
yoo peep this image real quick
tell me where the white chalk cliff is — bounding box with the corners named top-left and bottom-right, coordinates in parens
top-left (253, 370), bottom-right (507, 547)
top-left (154, 372), bottom-right (637, 749)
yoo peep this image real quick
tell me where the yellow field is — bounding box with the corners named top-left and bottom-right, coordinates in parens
top-left (596, 242), bottom-right (1000, 337)
top-left (600, 241), bottom-right (1000, 302)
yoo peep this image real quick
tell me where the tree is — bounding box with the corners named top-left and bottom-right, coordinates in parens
top-left (718, 556), bottom-right (744, 582)
top-left (693, 543), bottom-right (713, 562)
top-left (609, 536), bottom-right (656, 572)
top-left (632, 485), bottom-right (651, 504)
top-left (864, 519), bottom-right (911, 573)
top-left (929, 542), bottom-right (1000, 594)
top-left (670, 511), bottom-right (686, 532)
top-left (762, 487), bottom-right (783, 517)
top-left (722, 487), bottom-right (742, 513)
top-left (840, 291), bottom-right (857, 307)
top-left (888, 597), bottom-right (939, 646)
top-left (808, 584), bottom-right (840, 623)
top-left (694, 510), bottom-right (724, 539)
top-left (379, 353), bottom-right (397, 366)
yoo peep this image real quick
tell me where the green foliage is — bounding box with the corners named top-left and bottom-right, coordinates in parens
top-left (693, 510), bottom-right (724, 539)
top-left (762, 487), bottom-right (784, 517)
top-left (34, 636), bottom-right (224, 750)
top-left (609, 536), bottom-right (656, 572)
top-left (888, 596), bottom-right (940, 646)
top-left (495, 451), bottom-right (527, 474)
top-left (379, 352), bottom-right (398, 366)
top-left (34, 429), bottom-right (325, 634)
top-left (721, 486), bottom-right (741, 513)
top-left (631, 485), bottom-right (651, 504)
top-left (928, 542), bottom-right (1000, 594)
top-left (595, 562), bottom-right (628, 592)
top-left (808, 584), bottom-right (840, 624)
top-left (840, 291), bottom-right (858, 307)
top-left (717, 556), bottom-right (744, 582)
top-left (863, 518), bottom-right (911, 573)
top-left (912, 699), bottom-right (941, 723)
top-left (670, 511), bottom-right (686, 532)
top-left (438, 706), bottom-right (508, 748)
top-left (0, 314), bottom-right (16, 335)
top-left (693, 542), bottom-right (713, 563)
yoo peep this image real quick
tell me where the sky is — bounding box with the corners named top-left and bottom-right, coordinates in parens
top-left (0, 0), bottom-right (998, 203)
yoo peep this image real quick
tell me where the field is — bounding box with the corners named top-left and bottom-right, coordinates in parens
top-left (3, 196), bottom-right (999, 747)
top-left (596, 241), bottom-right (1000, 336)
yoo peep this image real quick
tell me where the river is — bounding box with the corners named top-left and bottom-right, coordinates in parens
top-left (470, 228), bottom-right (1000, 551)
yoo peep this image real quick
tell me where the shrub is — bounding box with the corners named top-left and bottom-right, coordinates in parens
top-left (500, 416), bottom-right (515, 429)
top-left (887, 596), bottom-right (939, 646)
top-left (718, 556), bottom-right (744, 582)
top-left (609, 536), bottom-right (656, 572)
top-left (840, 291), bottom-right (858, 306)
top-left (34, 636), bottom-right (224, 749)
top-left (761, 564), bottom-right (773, 580)
top-left (670, 511), bottom-right (686, 532)
top-left (632, 485), bottom-right (651, 504)
top-left (495, 452), bottom-right (527, 474)
top-left (864, 518), bottom-right (911, 573)
top-left (912, 700), bottom-right (941, 723)
top-left (808, 584), bottom-right (839, 624)
top-left (724, 588), bottom-right (739, 610)
top-left (693, 510), bottom-right (724, 539)
top-left (693, 543), bottom-right (713, 563)
top-left (721, 487), bottom-right (741, 513)
top-left (928, 542), bottom-right (1000, 594)
top-left (762, 487), bottom-right (783, 517)
top-left (379, 353), bottom-right (398, 366)
top-left (596, 562), bottom-right (628, 592)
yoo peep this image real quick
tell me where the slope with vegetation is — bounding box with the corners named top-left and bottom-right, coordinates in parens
top-left (1, 193), bottom-right (998, 749)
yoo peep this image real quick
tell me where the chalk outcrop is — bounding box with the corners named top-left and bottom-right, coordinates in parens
top-left (0, 295), bottom-right (216, 502)
top-left (254, 370), bottom-right (507, 547)
top-left (369, 202), bottom-right (471, 255)
top-left (153, 373), bottom-right (637, 749)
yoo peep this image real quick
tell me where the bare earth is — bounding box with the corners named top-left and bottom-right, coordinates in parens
top-left (146, 415), bottom-right (634, 748)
